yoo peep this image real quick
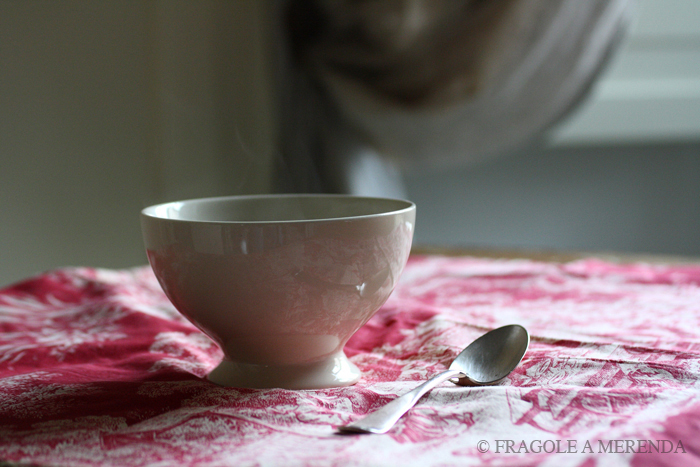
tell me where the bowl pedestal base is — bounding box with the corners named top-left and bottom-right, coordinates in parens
top-left (207, 352), bottom-right (361, 389)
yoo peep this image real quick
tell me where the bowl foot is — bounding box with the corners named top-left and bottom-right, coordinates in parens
top-left (207, 352), bottom-right (361, 389)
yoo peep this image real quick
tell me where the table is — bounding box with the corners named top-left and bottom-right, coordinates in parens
top-left (2, 250), bottom-right (700, 466)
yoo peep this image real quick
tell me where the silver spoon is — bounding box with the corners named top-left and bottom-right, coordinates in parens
top-left (338, 324), bottom-right (529, 434)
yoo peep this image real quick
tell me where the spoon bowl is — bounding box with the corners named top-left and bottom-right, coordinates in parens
top-left (452, 324), bottom-right (530, 386)
top-left (339, 324), bottom-right (529, 434)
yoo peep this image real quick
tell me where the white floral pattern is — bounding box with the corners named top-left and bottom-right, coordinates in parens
top-left (1, 257), bottom-right (700, 466)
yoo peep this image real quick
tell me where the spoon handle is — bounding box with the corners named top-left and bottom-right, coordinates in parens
top-left (338, 369), bottom-right (464, 434)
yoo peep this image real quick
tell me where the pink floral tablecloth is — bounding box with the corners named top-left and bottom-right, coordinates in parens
top-left (2, 255), bottom-right (700, 466)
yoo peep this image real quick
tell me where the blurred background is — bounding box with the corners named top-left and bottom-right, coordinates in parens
top-left (1, 0), bottom-right (699, 287)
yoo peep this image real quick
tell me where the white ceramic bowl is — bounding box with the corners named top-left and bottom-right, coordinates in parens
top-left (141, 194), bottom-right (415, 389)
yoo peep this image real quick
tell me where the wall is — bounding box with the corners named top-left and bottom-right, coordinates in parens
top-left (405, 141), bottom-right (700, 256)
top-left (552, 0), bottom-right (700, 144)
top-left (0, 1), bottom-right (276, 286)
top-left (2, 0), bottom-right (699, 287)
top-left (406, 0), bottom-right (700, 255)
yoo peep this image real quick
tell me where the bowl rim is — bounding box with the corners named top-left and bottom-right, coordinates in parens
top-left (141, 193), bottom-right (416, 225)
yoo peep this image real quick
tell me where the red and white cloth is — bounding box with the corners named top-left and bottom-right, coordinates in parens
top-left (2, 255), bottom-right (700, 466)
